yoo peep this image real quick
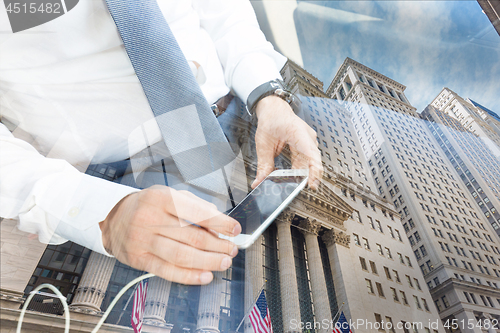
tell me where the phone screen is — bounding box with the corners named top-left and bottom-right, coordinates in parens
top-left (228, 175), bottom-right (306, 235)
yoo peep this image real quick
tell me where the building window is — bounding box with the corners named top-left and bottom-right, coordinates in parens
top-left (384, 267), bottom-right (392, 280)
top-left (406, 256), bottom-right (413, 267)
top-left (366, 279), bottom-right (374, 294)
top-left (393, 270), bottom-right (401, 283)
top-left (359, 257), bottom-right (368, 271)
top-left (374, 313), bottom-right (384, 331)
top-left (386, 248), bottom-right (392, 259)
top-left (354, 211), bottom-right (362, 223)
top-left (398, 253), bottom-right (405, 264)
top-left (414, 278), bottom-right (421, 290)
top-left (363, 238), bottom-right (370, 250)
top-left (441, 295), bottom-right (450, 308)
top-left (353, 234), bottom-right (360, 246)
top-left (369, 261), bottom-right (378, 274)
top-left (434, 300), bottom-right (442, 312)
top-left (400, 291), bottom-right (408, 305)
top-left (24, 242), bottom-right (91, 309)
top-left (386, 317), bottom-right (396, 333)
top-left (406, 275), bottom-right (414, 288)
top-left (368, 216), bottom-right (375, 229)
top-left (391, 288), bottom-right (399, 302)
top-left (422, 298), bottom-right (430, 311)
top-left (376, 283), bottom-right (385, 297)
top-left (413, 296), bottom-right (422, 310)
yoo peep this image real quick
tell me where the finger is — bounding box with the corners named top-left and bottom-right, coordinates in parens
top-left (154, 222), bottom-right (238, 257)
top-left (161, 188), bottom-right (241, 236)
top-left (288, 131), bottom-right (323, 189)
top-left (141, 253), bottom-right (214, 285)
top-left (149, 235), bottom-right (233, 271)
top-left (308, 154), bottom-right (323, 190)
top-left (252, 130), bottom-right (278, 189)
top-left (290, 149), bottom-right (309, 170)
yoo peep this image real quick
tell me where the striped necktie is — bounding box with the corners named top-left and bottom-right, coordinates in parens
top-left (104, 0), bottom-right (235, 195)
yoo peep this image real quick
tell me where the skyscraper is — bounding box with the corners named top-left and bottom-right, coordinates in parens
top-left (478, 0), bottom-right (500, 36)
top-left (421, 102), bottom-right (500, 237)
top-left (327, 57), bottom-right (500, 331)
top-left (429, 88), bottom-right (500, 151)
top-left (282, 60), bottom-right (444, 333)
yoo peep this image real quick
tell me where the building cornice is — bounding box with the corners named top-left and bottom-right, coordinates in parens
top-left (326, 57), bottom-right (406, 96)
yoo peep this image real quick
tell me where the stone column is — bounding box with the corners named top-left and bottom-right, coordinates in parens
top-left (454, 309), bottom-right (478, 333)
top-left (70, 251), bottom-right (116, 312)
top-left (276, 212), bottom-right (301, 333)
top-left (244, 235), bottom-right (264, 333)
top-left (480, 313), bottom-right (497, 333)
top-left (342, 81), bottom-right (350, 94)
top-left (322, 229), bottom-right (352, 323)
top-left (299, 219), bottom-right (332, 333)
top-left (143, 277), bottom-right (172, 325)
top-left (196, 272), bottom-right (224, 333)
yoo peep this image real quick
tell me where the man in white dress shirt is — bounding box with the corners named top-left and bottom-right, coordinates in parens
top-left (0, 0), bottom-right (322, 285)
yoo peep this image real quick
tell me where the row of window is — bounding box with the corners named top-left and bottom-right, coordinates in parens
top-left (360, 257), bottom-right (421, 290)
top-left (365, 277), bottom-right (430, 312)
top-left (373, 312), bottom-right (438, 333)
top-left (353, 234), bottom-right (411, 266)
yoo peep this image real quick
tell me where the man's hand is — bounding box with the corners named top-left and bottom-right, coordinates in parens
top-left (99, 186), bottom-right (241, 285)
top-left (252, 95), bottom-right (323, 190)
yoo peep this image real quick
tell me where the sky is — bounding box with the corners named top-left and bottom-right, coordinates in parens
top-left (258, 1), bottom-right (500, 113)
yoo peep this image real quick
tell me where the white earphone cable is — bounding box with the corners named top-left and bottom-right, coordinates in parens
top-left (16, 273), bottom-right (155, 333)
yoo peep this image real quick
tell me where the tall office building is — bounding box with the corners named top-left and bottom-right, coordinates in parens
top-left (429, 88), bottom-right (500, 151)
top-left (421, 103), bottom-right (500, 237)
top-left (478, 0), bottom-right (500, 36)
top-left (327, 57), bottom-right (500, 332)
top-left (282, 60), bottom-right (444, 333)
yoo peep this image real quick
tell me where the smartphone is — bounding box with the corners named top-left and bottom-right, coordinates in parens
top-left (219, 169), bottom-right (309, 249)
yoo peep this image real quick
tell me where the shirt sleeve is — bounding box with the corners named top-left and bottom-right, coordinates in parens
top-left (0, 122), bottom-right (138, 256)
top-left (192, 0), bottom-right (287, 103)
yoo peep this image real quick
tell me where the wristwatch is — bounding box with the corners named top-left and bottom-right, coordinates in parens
top-left (246, 79), bottom-right (296, 116)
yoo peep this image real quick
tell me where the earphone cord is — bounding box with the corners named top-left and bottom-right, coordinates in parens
top-left (16, 273), bottom-right (155, 333)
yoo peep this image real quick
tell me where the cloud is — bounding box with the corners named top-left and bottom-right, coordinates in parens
top-left (292, 1), bottom-right (500, 112)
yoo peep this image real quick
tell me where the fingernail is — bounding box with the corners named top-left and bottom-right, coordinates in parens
top-left (221, 257), bottom-right (232, 270)
top-left (200, 272), bottom-right (213, 284)
top-left (230, 246), bottom-right (238, 258)
top-left (232, 223), bottom-right (241, 236)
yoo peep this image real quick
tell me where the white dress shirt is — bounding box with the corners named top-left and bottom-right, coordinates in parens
top-left (0, 0), bottom-right (286, 255)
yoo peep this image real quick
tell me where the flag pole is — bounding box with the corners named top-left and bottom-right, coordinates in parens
top-left (235, 284), bottom-right (266, 332)
top-left (331, 302), bottom-right (345, 323)
top-left (116, 281), bottom-right (140, 325)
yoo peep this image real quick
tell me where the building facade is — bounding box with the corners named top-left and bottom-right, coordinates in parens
top-left (282, 60), bottom-right (444, 333)
top-left (478, 0), bottom-right (500, 36)
top-left (421, 104), bottom-right (500, 237)
top-left (429, 89), bottom-right (500, 152)
top-left (327, 57), bottom-right (500, 332)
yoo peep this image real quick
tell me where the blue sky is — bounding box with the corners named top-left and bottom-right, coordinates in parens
top-left (286, 1), bottom-right (500, 113)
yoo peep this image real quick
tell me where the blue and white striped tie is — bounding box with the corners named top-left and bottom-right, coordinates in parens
top-left (104, 0), bottom-right (235, 194)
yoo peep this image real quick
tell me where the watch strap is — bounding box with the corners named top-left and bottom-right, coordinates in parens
top-left (246, 79), bottom-right (295, 116)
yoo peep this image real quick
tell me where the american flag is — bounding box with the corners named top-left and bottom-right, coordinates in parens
top-left (333, 311), bottom-right (352, 333)
top-left (249, 290), bottom-right (273, 333)
top-left (131, 278), bottom-right (149, 333)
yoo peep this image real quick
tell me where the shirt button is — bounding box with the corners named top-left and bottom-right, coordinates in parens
top-left (68, 207), bottom-right (80, 217)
